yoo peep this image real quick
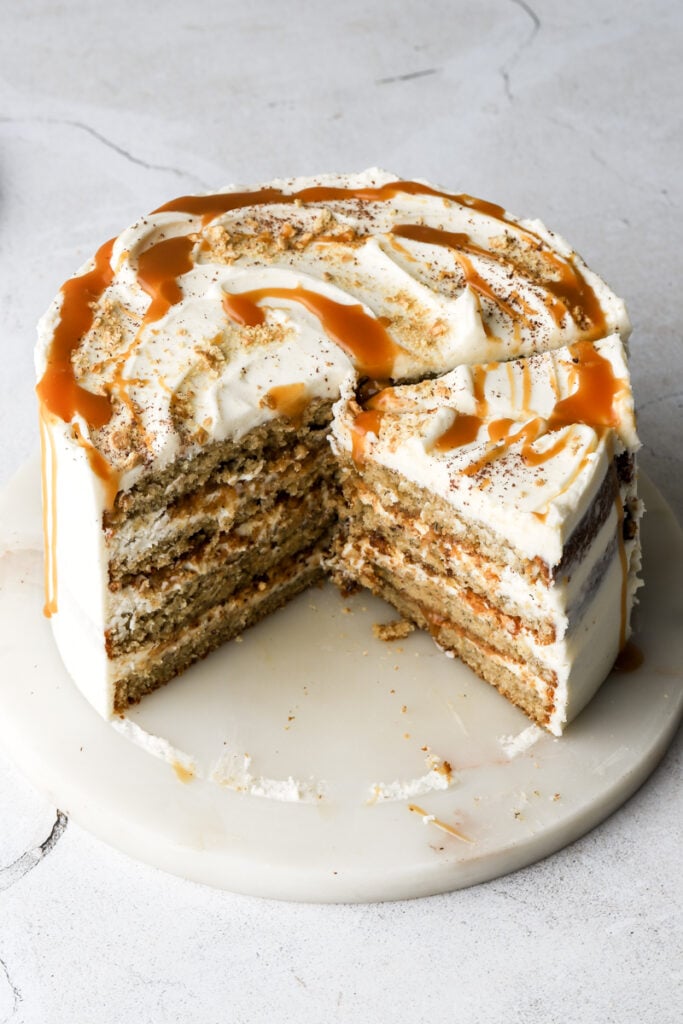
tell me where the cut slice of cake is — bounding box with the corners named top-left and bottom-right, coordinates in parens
top-left (330, 334), bottom-right (641, 735)
top-left (34, 170), bottom-right (640, 729)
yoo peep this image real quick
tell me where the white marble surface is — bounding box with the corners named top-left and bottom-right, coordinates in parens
top-left (0, 1), bottom-right (681, 1021)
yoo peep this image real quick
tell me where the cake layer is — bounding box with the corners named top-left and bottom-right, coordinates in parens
top-left (359, 568), bottom-right (557, 729)
top-left (107, 495), bottom-right (337, 655)
top-left (105, 397), bottom-right (334, 527)
top-left (336, 450), bottom-right (639, 626)
top-left (112, 547), bottom-right (325, 713)
top-left (108, 445), bottom-right (338, 582)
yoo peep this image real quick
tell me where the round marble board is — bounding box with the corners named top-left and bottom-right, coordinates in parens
top-left (0, 457), bottom-right (681, 902)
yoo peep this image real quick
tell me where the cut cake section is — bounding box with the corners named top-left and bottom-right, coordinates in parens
top-left (331, 334), bottom-right (641, 735)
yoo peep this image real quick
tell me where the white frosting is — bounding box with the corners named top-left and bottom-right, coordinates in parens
top-left (209, 751), bottom-right (326, 803)
top-left (366, 756), bottom-right (456, 803)
top-left (499, 725), bottom-right (544, 758)
top-left (112, 717), bottom-right (198, 779)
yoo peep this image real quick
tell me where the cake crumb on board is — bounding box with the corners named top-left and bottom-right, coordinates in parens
top-left (373, 619), bottom-right (415, 642)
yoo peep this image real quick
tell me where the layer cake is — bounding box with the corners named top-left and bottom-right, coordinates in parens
top-left (35, 170), bottom-right (641, 732)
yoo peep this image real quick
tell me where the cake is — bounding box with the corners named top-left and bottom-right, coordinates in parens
top-left (35, 169), bottom-right (641, 733)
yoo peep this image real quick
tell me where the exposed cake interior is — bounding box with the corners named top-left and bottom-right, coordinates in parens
top-left (330, 336), bottom-right (641, 734)
top-left (106, 399), bottom-right (338, 712)
top-left (34, 170), bottom-right (641, 732)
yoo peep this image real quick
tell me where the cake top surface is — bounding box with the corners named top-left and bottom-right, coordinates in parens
top-left (332, 333), bottom-right (638, 564)
top-left (35, 169), bottom-right (630, 495)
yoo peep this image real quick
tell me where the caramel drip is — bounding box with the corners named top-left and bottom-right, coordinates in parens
top-left (362, 387), bottom-right (420, 414)
top-left (136, 235), bottom-right (195, 324)
top-left (35, 237), bottom-right (116, 428)
top-left (522, 431), bottom-right (571, 468)
top-left (472, 365), bottom-right (489, 417)
top-left (350, 409), bottom-right (384, 462)
top-left (431, 366), bottom-right (487, 453)
top-left (432, 413), bottom-right (481, 451)
top-left (505, 361), bottom-right (517, 407)
top-left (39, 408), bottom-right (58, 618)
top-left (541, 251), bottom-right (608, 339)
top-left (221, 291), bottom-right (266, 327)
top-left (223, 286), bottom-right (401, 378)
top-left (173, 762), bottom-right (195, 783)
top-left (521, 360), bottom-right (533, 413)
top-left (391, 222), bottom-right (607, 339)
top-left (613, 640), bottom-right (644, 672)
top-left (461, 418), bottom-right (546, 477)
top-left (488, 418), bottom-right (514, 442)
top-left (264, 383), bottom-right (309, 425)
top-left (547, 340), bottom-right (623, 431)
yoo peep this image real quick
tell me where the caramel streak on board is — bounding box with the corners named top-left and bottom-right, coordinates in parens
top-left (408, 803), bottom-right (473, 843)
top-left (614, 640), bottom-right (644, 672)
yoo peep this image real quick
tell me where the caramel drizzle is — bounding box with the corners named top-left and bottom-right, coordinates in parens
top-left (391, 223), bottom-right (608, 339)
top-left (350, 409), bottom-right (385, 463)
top-left (136, 234), bottom-right (196, 324)
top-left (263, 382), bottom-right (310, 426)
top-left (222, 286), bottom-right (401, 379)
top-left (153, 179), bottom-right (506, 226)
top-left (432, 413), bottom-right (481, 452)
top-left (391, 224), bottom-right (525, 325)
top-left (36, 179), bottom-right (608, 439)
top-left (36, 237), bottom-right (116, 428)
top-left (430, 339), bottom-right (623, 474)
top-left (34, 179), bottom-right (611, 620)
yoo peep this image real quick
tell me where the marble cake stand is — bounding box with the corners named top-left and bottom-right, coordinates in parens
top-left (0, 457), bottom-right (681, 902)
